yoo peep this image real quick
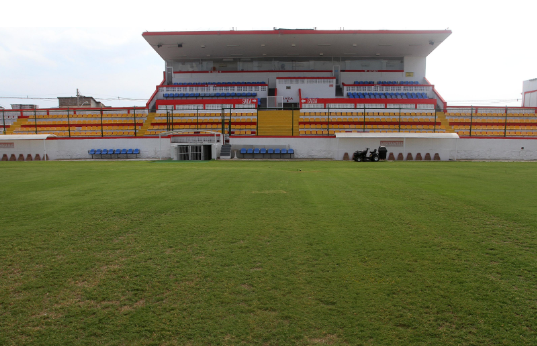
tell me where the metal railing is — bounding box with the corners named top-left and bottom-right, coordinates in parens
top-left (11, 106), bottom-right (146, 138)
top-left (446, 106), bottom-right (537, 137)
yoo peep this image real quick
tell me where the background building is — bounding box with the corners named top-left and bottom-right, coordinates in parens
top-left (522, 78), bottom-right (537, 107)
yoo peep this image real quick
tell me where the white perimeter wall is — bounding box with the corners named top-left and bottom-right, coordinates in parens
top-left (2, 137), bottom-right (537, 161)
top-left (230, 137), bottom-right (537, 161)
top-left (0, 138), bottom-right (173, 161)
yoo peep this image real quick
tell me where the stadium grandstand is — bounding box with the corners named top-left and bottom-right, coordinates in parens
top-left (1, 29), bottom-right (537, 161)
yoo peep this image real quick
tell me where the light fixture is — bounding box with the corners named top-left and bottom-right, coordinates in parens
top-left (291, 43), bottom-right (296, 47)
top-left (177, 43), bottom-right (183, 48)
top-left (320, 53), bottom-right (323, 56)
top-left (201, 45), bottom-right (206, 48)
top-left (376, 53), bottom-right (380, 56)
top-left (429, 40), bottom-right (435, 45)
top-left (352, 44), bottom-right (357, 47)
top-left (261, 44), bottom-right (265, 47)
top-left (157, 44), bottom-right (162, 48)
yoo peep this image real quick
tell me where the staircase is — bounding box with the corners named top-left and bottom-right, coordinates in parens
top-left (220, 144), bottom-right (232, 159)
top-left (435, 111), bottom-right (455, 133)
top-left (6, 117), bottom-right (27, 134)
top-left (257, 110), bottom-right (296, 136)
top-left (137, 113), bottom-right (157, 136)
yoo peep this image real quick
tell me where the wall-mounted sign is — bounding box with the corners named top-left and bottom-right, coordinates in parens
top-left (0, 143), bottom-right (14, 148)
top-left (405, 72), bottom-right (414, 77)
top-left (380, 141), bottom-right (403, 147)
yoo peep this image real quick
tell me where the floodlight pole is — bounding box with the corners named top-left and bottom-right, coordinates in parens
top-left (504, 106), bottom-right (508, 137)
top-left (34, 108), bottom-right (37, 134)
top-left (166, 110), bottom-right (169, 131)
top-left (399, 107), bottom-right (401, 132)
top-left (469, 106), bottom-right (473, 137)
top-left (220, 107), bottom-right (226, 137)
top-left (228, 108), bottom-right (231, 136)
top-left (434, 109), bottom-right (437, 133)
top-left (67, 107), bottom-right (71, 138)
top-left (363, 105), bottom-right (366, 132)
top-left (292, 108), bottom-right (294, 136)
top-left (134, 106), bottom-right (137, 137)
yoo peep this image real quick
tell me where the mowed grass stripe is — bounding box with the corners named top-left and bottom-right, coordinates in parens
top-left (0, 161), bottom-right (536, 345)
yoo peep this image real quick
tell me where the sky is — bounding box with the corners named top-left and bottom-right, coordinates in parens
top-left (1, 0), bottom-right (535, 109)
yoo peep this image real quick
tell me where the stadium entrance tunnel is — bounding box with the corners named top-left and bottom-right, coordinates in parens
top-left (171, 144), bottom-right (213, 160)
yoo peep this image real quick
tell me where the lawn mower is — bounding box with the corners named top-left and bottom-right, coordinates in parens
top-left (352, 146), bottom-right (388, 162)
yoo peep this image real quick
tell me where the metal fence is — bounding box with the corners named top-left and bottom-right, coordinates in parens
top-left (446, 106), bottom-right (537, 137)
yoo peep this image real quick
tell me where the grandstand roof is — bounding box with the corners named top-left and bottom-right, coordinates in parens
top-left (143, 29), bottom-right (451, 60)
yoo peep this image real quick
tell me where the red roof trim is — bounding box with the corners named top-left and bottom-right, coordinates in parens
top-left (276, 77), bottom-right (335, 80)
top-left (173, 70), bottom-right (333, 74)
top-left (342, 70), bottom-right (405, 73)
top-left (342, 83), bottom-right (431, 87)
top-left (143, 30), bottom-right (451, 36)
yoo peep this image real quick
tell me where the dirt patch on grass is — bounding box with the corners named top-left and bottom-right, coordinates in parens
top-left (308, 334), bottom-right (339, 345)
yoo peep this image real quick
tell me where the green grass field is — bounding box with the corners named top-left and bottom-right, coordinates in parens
top-left (1, 161), bottom-right (536, 345)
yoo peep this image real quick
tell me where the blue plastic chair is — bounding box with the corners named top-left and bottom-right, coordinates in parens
top-left (260, 148), bottom-right (267, 158)
top-left (102, 149), bottom-right (108, 155)
top-left (281, 149), bottom-right (288, 158)
top-left (268, 149), bottom-right (274, 157)
top-left (114, 149), bottom-right (121, 157)
top-left (95, 149), bottom-right (102, 155)
top-left (240, 148), bottom-right (247, 156)
top-left (274, 148), bottom-right (281, 158)
top-left (121, 149), bottom-right (127, 156)
top-left (133, 149), bottom-right (140, 157)
top-left (246, 148), bottom-right (253, 158)
top-left (89, 149), bottom-right (95, 158)
top-left (288, 149), bottom-right (294, 158)
top-left (254, 148), bottom-right (260, 155)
